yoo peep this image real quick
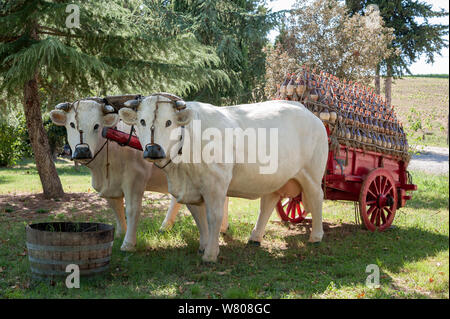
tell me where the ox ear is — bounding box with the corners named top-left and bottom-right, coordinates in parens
top-left (119, 108), bottom-right (137, 125)
top-left (49, 110), bottom-right (67, 126)
top-left (103, 113), bottom-right (119, 128)
top-left (175, 109), bottom-right (193, 126)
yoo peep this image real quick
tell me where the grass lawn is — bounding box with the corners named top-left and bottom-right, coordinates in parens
top-left (0, 160), bottom-right (448, 299)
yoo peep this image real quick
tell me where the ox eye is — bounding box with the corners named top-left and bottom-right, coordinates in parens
top-left (165, 120), bottom-right (172, 127)
top-left (94, 124), bottom-right (99, 130)
top-left (140, 119), bottom-right (146, 126)
top-left (70, 122), bottom-right (75, 129)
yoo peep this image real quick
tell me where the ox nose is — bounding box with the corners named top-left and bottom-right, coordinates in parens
top-left (72, 144), bottom-right (92, 160)
top-left (143, 144), bottom-right (166, 160)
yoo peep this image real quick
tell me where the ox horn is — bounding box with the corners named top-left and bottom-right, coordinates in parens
top-left (175, 100), bottom-right (186, 110)
top-left (102, 104), bottom-right (115, 114)
top-left (124, 99), bottom-right (141, 108)
top-left (55, 102), bottom-right (72, 112)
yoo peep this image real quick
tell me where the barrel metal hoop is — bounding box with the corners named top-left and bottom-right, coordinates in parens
top-left (28, 255), bottom-right (111, 266)
top-left (26, 241), bottom-right (113, 252)
top-left (30, 264), bottom-right (110, 276)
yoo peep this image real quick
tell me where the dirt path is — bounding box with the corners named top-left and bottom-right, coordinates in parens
top-left (408, 145), bottom-right (449, 175)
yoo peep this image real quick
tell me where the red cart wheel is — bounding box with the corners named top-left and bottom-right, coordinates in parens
top-left (276, 195), bottom-right (308, 223)
top-left (359, 168), bottom-right (397, 232)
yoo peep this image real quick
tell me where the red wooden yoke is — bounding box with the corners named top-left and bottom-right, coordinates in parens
top-left (102, 127), bottom-right (142, 151)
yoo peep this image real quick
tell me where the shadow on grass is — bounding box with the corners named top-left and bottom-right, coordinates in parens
top-left (28, 215), bottom-right (445, 299)
top-left (3, 195), bottom-right (447, 298)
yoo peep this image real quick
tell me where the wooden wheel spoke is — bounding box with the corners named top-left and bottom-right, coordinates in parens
top-left (366, 205), bottom-right (377, 216)
top-left (370, 208), bottom-right (378, 224)
top-left (372, 178), bottom-right (379, 194)
top-left (383, 184), bottom-right (393, 196)
top-left (300, 203), bottom-right (306, 217)
top-left (384, 207), bottom-right (393, 218)
top-left (286, 201), bottom-right (293, 216)
top-left (378, 176), bottom-right (383, 195)
top-left (291, 203), bottom-right (298, 219)
top-left (380, 176), bottom-right (387, 194)
top-left (367, 187), bottom-right (378, 200)
top-left (296, 203), bottom-right (301, 217)
top-left (380, 209), bottom-right (386, 224)
top-left (376, 211), bottom-right (381, 226)
top-left (366, 200), bottom-right (377, 205)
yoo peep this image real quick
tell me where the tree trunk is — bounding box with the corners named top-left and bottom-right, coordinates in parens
top-left (374, 64), bottom-right (380, 95)
top-left (384, 63), bottom-right (393, 105)
top-left (23, 73), bottom-right (64, 199)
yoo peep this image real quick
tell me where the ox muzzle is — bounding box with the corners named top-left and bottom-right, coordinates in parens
top-left (72, 143), bottom-right (93, 160)
top-left (143, 143), bottom-right (166, 161)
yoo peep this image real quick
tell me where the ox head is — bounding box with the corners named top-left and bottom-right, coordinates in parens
top-left (118, 93), bottom-right (192, 163)
top-left (50, 100), bottom-right (119, 163)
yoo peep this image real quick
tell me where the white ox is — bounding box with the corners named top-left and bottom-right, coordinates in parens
top-left (50, 99), bottom-right (229, 251)
top-left (119, 94), bottom-right (328, 262)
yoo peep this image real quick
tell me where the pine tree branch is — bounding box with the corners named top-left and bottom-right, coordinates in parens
top-left (37, 30), bottom-right (82, 38)
top-left (37, 25), bottom-right (82, 39)
top-left (0, 35), bottom-right (22, 43)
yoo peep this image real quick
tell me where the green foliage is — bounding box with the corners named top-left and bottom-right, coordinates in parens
top-left (407, 107), bottom-right (423, 133)
top-left (0, 121), bottom-right (22, 167)
top-left (0, 0), bottom-right (228, 101)
top-left (43, 114), bottom-right (66, 157)
top-left (168, 0), bottom-right (280, 105)
top-left (14, 111), bottom-right (33, 158)
top-left (346, 0), bottom-right (449, 77)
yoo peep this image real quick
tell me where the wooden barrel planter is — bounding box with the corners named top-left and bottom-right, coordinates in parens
top-left (26, 222), bottom-right (114, 278)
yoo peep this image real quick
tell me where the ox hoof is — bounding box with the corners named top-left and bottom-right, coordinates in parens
top-left (307, 242), bottom-right (321, 248)
top-left (159, 224), bottom-right (173, 233)
top-left (201, 255), bottom-right (218, 263)
top-left (120, 242), bottom-right (136, 252)
top-left (247, 240), bottom-right (261, 247)
top-left (308, 234), bottom-right (323, 243)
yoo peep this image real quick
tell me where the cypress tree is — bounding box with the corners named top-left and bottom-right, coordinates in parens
top-left (0, 0), bottom-right (226, 198)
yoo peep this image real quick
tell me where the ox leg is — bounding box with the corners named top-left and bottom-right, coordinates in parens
top-left (121, 190), bottom-right (144, 251)
top-left (220, 197), bottom-right (229, 234)
top-left (106, 197), bottom-right (126, 238)
top-left (297, 170), bottom-right (324, 243)
top-left (248, 193), bottom-right (280, 244)
top-left (202, 194), bottom-right (227, 263)
top-left (187, 204), bottom-right (209, 254)
top-left (159, 196), bottom-right (183, 232)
